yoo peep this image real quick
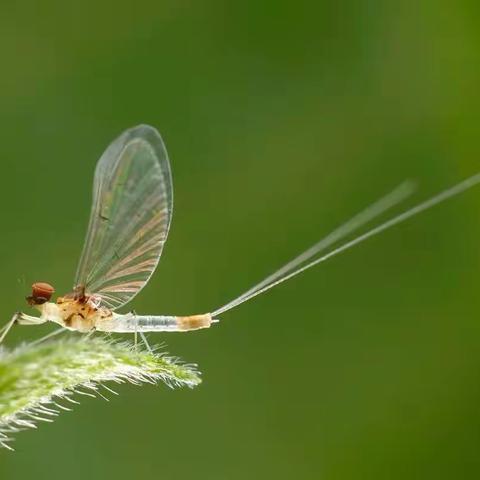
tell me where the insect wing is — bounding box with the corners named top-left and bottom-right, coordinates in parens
top-left (74, 125), bottom-right (173, 310)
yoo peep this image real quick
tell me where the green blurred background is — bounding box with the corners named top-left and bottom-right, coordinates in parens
top-left (1, 1), bottom-right (480, 478)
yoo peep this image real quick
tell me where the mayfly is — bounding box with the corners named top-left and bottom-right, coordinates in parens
top-left (1, 124), bottom-right (480, 346)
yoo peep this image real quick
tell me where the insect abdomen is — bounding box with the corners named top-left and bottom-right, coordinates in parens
top-left (96, 313), bottom-right (213, 333)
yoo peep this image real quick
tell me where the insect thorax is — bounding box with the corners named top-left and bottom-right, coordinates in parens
top-left (41, 296), bottom-right (113, 332)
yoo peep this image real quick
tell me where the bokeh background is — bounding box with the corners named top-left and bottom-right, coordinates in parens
top-left (1, 1), bottom-right (480, 479)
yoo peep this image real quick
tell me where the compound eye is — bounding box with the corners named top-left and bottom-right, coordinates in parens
top-left (31, 282), bottom-right (55, 303)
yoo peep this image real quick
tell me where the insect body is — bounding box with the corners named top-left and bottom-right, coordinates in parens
top-left (1, 124), bottom-right (480, 345)
top-left (17, 281), bottom-right (213, 334)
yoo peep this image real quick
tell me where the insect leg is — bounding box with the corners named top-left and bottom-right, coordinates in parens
top-left (15, 312), bottom-right (47, 325)
top-left (0, 313), bottom-right (19, 345)
top-left (133, 310), bottom-right (138, 350)
top-left (81, 328), bottom-right (96, 342)
top-left (0, 312), bottom-right (49, 345)
top-left (29, 327), bottom-right (67, 347)
top-left (139, 332), bottom-right (153, 353)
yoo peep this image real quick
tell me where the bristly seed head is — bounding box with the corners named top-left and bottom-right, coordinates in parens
top-left (0, 337), bottom-right (202, 450)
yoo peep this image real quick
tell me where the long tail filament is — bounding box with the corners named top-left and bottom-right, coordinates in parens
top-left (212, 172), bottom-right (480, 317)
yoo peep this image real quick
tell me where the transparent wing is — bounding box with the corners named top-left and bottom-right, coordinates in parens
top-left (74, 125), bottom-right (173, 310)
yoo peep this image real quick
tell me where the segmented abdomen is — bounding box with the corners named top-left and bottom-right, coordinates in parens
top-left (96, 313), bottom-right (212, 333)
